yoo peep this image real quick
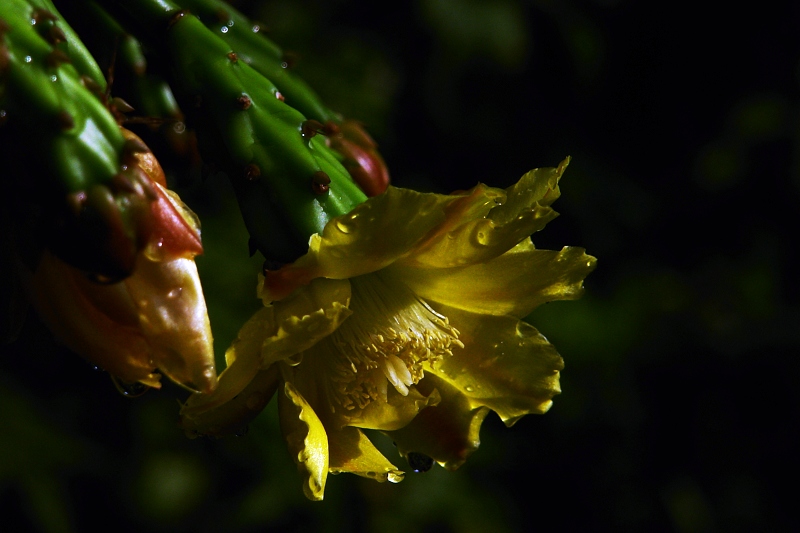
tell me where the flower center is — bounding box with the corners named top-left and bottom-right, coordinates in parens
top-left (323, 272), bottom-right (463, 411)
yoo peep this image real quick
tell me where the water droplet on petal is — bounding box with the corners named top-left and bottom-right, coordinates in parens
top-left (407, 452), bottom-right (434, 473)
top-left (286, 352), bottom-right (303, 366)
top-left (387, 471), bottom-right (404, 483)
top-left (465, 385), bottom-right (474, 393)
top-left (515, 321), bottom-right (538, 338)
top-left (335, 220), bottom-right (353, 234)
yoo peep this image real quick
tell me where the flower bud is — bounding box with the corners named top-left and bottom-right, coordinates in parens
top-left (19, 129), bottom-right (217, 393)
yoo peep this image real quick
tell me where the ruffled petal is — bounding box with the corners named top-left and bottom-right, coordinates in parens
top-left (427, 304), bottom-right (564, 426)
top-left (258, 278), bottom-right (352, 368)
top-left (400, 159), bottom-right (568, 269)
top-left (386, 374), bottom-right (489, 470)
top-left (328, 426), bottom-right (404, 483)
top-left (261, 185), bottom-right (501, 301)
top-left (181, 278), bottom-right (351, 418)
top-left (341, 384), bottom-right (441, 431)
top-left (180, 306), bottom-right (273, 417)
top-left (488, 157), bottom-right (567, 221)
top-left (180, 365), bottom-right (280, 438)
top-left (279, 378), bottom-right (329, 501)
top-left (394, 243), bottom-right (597, 317)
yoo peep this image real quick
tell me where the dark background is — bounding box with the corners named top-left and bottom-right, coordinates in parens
top-left (2, 0), bottom-right (799, 531)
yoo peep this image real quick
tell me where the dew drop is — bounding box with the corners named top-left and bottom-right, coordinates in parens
top-left (407, 452), bottom-right (434, 473)
top-left (220, 26), bottom-right (228, 33)
top-left (167, 288), bottom-right (182, 299)
top-left (387, 471), bottom-right (404, 483)
top-left (25, 55), bottom-right (32, 63)
top-left (465, 385), bottom-right (475, 392)
top-left (234, 425), bottom-right (249, 437)
top-left (335, 220), bottom-right (354, 234)
top-left (286, 352), bottom-right (304, 366)
top-left (515, 321), bottom-right (537, 338)
top-left (111, 375), bottom-right (150, 398)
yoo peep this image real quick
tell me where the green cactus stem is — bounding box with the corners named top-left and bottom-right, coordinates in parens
top-left (1, 0), bottom-right (156, 279)
top-left (176, 0), bottom-right (339, 123)
top-left (96, 0), bottom-right (368, 263)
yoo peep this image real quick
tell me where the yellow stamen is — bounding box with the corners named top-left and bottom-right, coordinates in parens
top-left (313, 272), bottom-right (463, 412)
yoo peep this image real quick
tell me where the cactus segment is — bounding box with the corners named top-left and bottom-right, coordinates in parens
top-left (176, 0), bottom-right (338, 123)
top-left (0, 0), bottom-right (155, 279)
top-left (94, 0), bottom-right (368, 262)
top-left (27, 0), bottom-right (108, 89)
top-left (166, 12), bottom-right (367, 261)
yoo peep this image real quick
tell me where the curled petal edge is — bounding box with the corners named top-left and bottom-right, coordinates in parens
top-left (328, 426), bottom-right (404, 483)
top-left (279, 378), bottom-right (329, 501)
top-left (386, 374), bottom-right (489, 471)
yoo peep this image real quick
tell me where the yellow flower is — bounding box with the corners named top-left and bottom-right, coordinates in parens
top-left (181, 158), bottom-right (595, 499)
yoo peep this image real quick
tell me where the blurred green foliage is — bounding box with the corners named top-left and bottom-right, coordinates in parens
top-left (2, 0), bottom-right (799, 531)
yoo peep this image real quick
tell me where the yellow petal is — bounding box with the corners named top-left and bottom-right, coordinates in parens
top-left (427, 304), bottom-right (564, 426)
top-left (259, 278), bottom-right (352, 368)
top-left (279, 378), bottom-right (329, 501)
top-left (182, 277), bottom-right (351, 418)
top-left (488, 157), bottom-right (568, 223)
top-left (180, 365), bottom-right (280, 438)
top-left (385, 374), bottom-right (489, 471)
top-left (341, 384), bottom-right (441, 431)
top-left (328, 426), bottom-right (404, 483)
top-left (125, 254), bottom-right (216, 393)
top-left (261, 186), bottom-right (496, 301)
top-left (394, 244), bottom-right (597, 317)
top-left (181, 306), bottom-right (272, 418)
top-left (401, 159), bottom-right (568, 269)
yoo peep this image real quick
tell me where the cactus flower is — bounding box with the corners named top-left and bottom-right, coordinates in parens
top-left (19, 130), bottom-right (217, 394)
top-left (181, 158), bottom-right (595, 499)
